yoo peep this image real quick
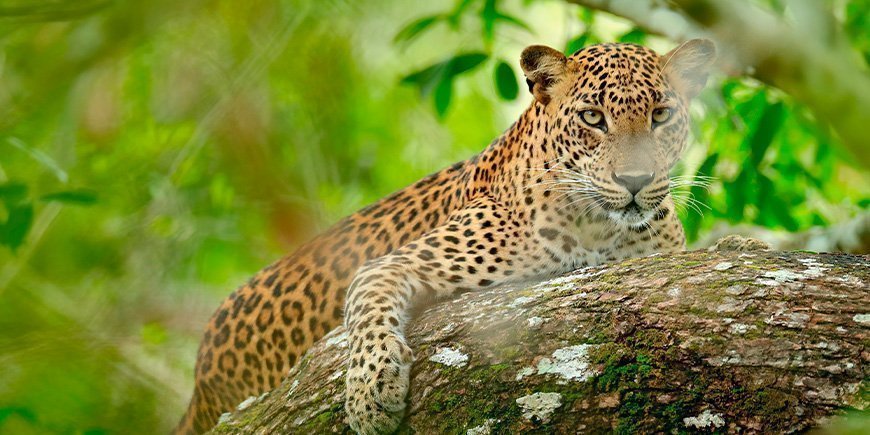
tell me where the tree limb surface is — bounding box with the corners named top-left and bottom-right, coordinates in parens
top-left (210, 250), bottom-right (868, 434)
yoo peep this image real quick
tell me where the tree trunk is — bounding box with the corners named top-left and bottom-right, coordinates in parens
top-left (209, 249), bottom-right (868, 434)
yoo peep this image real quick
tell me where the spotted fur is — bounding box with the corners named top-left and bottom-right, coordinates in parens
top-left (175, 39), bottom-right (716, 434)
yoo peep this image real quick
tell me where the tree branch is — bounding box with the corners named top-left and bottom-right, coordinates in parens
top-left (210, 249), bottom-right (869, 433)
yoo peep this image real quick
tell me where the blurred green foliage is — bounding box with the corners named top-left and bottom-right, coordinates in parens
top-left (0, 0), bottom-right (866, 434)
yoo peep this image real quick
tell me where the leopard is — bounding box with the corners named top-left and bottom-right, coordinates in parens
top-left (175, 38), bottom-right (717, 434)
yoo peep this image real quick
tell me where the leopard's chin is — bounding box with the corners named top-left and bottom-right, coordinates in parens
top-left (607, 202), bottom-right (655, 228)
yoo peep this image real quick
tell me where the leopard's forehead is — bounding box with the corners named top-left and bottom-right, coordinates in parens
top-left (567, 43), bottom-right (673, 114)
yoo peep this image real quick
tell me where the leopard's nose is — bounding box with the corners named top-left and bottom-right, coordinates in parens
top-left (611, 171), bottom-right (655, 196)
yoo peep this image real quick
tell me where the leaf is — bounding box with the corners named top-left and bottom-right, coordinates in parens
top-left (725, 169), bottom-right (750, 222)
top-left (494, 61), bottom-right (518, 100)
top-left (579, 8), bottom-right (595, 26)
top-left (433, 76), bottom-right (452, 119)
top-left (0, 201), bottom-right (33, 251)
top-left (400, 53), bottom-right (487, 98)
top-left (0, 407), bottom-right (36, 425)
top-left (0, 183), bottom-right (28, 203)
top-left (495, 12), bottom-right (532, 33)
top-left (747, 101), bottom-right (784, 167)
top-left (40, 189), bottom-right (98, 205)
top-left (480, 0), bottom-right (497, 42)
top-left (448, 52), bottom-right (488, 75)
top-left (618, 27), bottom-right (646, 44)
top-left (402, 52), bottom-right (487, 115)
top-left (447, 0), bottom-right (475, 28)
top-left (401, 62), bottom-right (450, 97)
top-left (393, 15), bottom-right (441, 44)
top-left (756, 173), bottom-right (798, 231)
top-left (565, 33), bottom-right (589, 55)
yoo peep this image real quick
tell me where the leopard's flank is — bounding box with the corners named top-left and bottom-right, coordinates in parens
top-left (176, 39), bottom-right (716, 434)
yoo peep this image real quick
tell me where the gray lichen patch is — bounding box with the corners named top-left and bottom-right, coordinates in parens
top-left (535, 344), bottom-right (598, 383)
top-left (465, 418), bottom-right (497, 435)
top-left (236, 396), bottom-right (258, 411)
top-left (714, 261), bottom-right (734, 271)
top-left (429, 346), bottom-right (470, 367)
top-left (515, 392), bottom-right (563, 423)
top-left (526, 316), bottom-right (547, 328)
top-left (683, 409), bottom-right (725, 429)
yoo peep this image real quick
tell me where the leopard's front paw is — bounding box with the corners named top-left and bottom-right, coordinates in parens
top-left (345, 333), bottom-right (414, 434)
top-left (709, 234), bottom-right (771, 252)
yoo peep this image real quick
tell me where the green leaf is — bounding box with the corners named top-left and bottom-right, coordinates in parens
top-left (393, 15), bottom-right (441, 44)
top-left (565, 33), bottom-right (589, 55)
top-left (725, 169), bottom-right (750, 221)
top-left (401, 62), bottom-right (450, 97)
top-left (495, 12), bottom-right (532, 33)
top-left (0, 407), bottom-right (36, 425)
top-left (494, 61), bottom-right (518, 100)
top-left (579, 8), bottom-right (595, 26)
top-left (756, 173), bottom-right (798, 231)
top-left (480, 0), bottom-right (497, 42)
top-left (449, 52), bottom-right (488, 75)
top-left (433, 76), bottom-right (452, 118)
top-left (400, 53), bottom-right (487, 98)
top-left (0, 201), bottom-right (33, 251)
top-left (40, 189), bottom-right (98, 205)
top-left (402, 52), bottom-right (487, 115)
top-left (0, 183), bottom-right (28, 203)
top-left (747, 101), bottom-right (784, 167)
top-left (618, 28), bottom-right (646, 44)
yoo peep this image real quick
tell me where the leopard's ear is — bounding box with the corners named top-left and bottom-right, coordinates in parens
top-left (660, 39), bottom-right (717, 99)
top-left (520, 45), bottom-right (568, 105)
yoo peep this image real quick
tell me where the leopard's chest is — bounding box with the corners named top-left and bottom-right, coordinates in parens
top-left (529, 210), bottom-right (661, 272)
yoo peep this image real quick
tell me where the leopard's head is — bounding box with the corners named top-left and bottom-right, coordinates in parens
top-left (521, 39), bottom-right (716, 227)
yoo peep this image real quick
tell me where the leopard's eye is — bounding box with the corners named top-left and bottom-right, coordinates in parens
top-left (581, 110), bottom-right (607, 132)
top-left (651, 107), bottom-right (672, 126)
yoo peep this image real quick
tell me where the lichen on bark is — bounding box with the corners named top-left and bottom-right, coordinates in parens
top-left (209, 250), bottom-right (868, 434)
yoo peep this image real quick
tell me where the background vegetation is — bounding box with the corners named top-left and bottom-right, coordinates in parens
top-left (0, 0), bottom-right (866, 433)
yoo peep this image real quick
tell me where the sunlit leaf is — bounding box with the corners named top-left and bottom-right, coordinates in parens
top-left (618, 28), bottom-right (646, 44)
top-left (433, 76), bottom-right (452, 118)
top-left (565, 33), bottom-right (589, 55)
top-left (448, 0), bottom-right (476, 28)
top-left (40, 189), bottom-right (98, 205)
top-left (480, 0), bottom-right (497, 42)
top-left (393, 15), bottom-right (441, 44)
top-left (494, 61), bottom-right (518, 100)
top-left (496, 13), bottom-right (532, 33)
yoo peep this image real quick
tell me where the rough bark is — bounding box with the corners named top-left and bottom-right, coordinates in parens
top-left (210, 249), bottom-right (868, 434)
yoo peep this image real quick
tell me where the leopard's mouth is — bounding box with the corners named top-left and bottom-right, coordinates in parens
top-left (607, 201), bottom-right (656, 228)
